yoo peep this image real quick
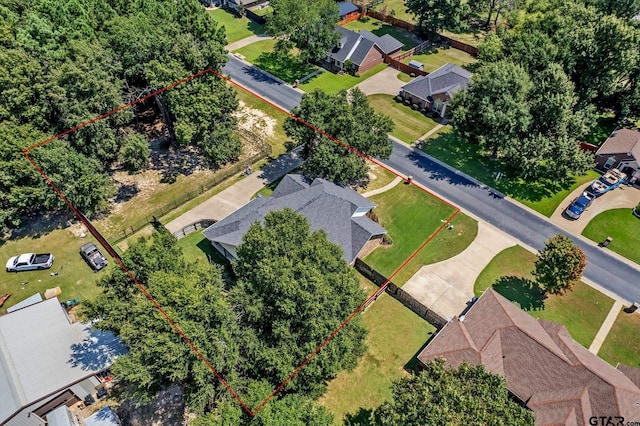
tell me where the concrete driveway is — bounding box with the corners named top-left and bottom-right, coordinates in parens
top-left (550, 182), bottom-right (640, 235)
top-left (354, 67), bottom-right (405, 96)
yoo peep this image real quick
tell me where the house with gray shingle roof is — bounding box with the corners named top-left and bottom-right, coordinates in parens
top-left (400, 63), bottom-right (471, 118)
top-left (418, 289), bottom-right (640, 425)
top-left (327, 26), bottom-right (403, 74)
top-left (595, 127), bottom-right (640, 184)
top-left (202, 174), bottom-right (387, 264)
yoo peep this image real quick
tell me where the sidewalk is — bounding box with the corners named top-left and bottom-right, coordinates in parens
top-left (225, 34), bottom-right (272, 52)
top-left (589, 301), bottom-right (623, 354)
top-left (165, 147), bottom-right (303, 233)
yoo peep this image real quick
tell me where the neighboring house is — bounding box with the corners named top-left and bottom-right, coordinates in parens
top-left (0, 298), bottom-right (126, 426)
top-left (595, 127), bottom-right (640, 183)
top-left (202, 174), bottom-right (387, 264)
top-left (216, 0), bottom-right (267, 12)
top-left (327, 26), bottom-right (403, 74)
top-left (417, 289), bottom-right (640, 425)
top-left (337, 1), bottom-right (360, 21)
top-left (400, 63), bottom-right (471, 118)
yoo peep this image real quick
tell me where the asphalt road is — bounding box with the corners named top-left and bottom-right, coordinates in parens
top-left (387, 142), bottom-right (640, 303)
top-left (222, 55), bottom-right (302, 112)
top-left (223, 60), bottom-right (640, 304)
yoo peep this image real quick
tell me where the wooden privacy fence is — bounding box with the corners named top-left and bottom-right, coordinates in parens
top-left (244, 9), bottom-right (266, 25)
top-left (385, 56), bottom-right (428, 76)
top-left (172, 219), bottom-right (216, 239)
top-left (354, 258), bottom-right (447, 328)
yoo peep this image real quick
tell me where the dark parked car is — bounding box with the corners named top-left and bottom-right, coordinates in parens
top-left (565, 192), bottom-right (595, 219)
top-left (80, 242), bottom-right (108, 271)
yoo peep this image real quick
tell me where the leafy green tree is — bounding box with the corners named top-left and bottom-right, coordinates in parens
top-left (477, 32), bottom-right (504, 62)
top-left (534, 234), bottom-right (586, 295)
top-left (406, 0), bottom-right (470, 36)
top-left (588, 0), bottom-right (640, 18)
top-left (284, 88), bottom-right (393, 184)
top-left (82, 230), bottom-right (241, 414)
top-left (372, 359), bottom-right (535, 425)
top-left (119, 133), bottom-right (149, 173)
top-left (267, 0), bottom-right (340, 63)
top-left (230, 209), bottom-right (368, 396)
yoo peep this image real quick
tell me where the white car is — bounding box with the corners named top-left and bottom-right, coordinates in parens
top-left (6, 253), bottom-right (55, 272)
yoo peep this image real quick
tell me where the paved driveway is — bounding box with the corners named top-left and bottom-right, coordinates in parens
top-left (354, 67), bottom-right (405, 96)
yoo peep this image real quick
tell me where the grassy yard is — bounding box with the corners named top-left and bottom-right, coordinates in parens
top-left (582, 208), bottom-right (640, 265)
top-left (358, 164), bottom-right (398, 194)
top-left (371, 0), bottom-right (415, 23)
top-left (401, 46), bottom-right (476, 73)
top-left (396, 72), bottom-right (413, 82)
top-left (0, 229), bottom-right (111, 314)
top-left (233, 39), bottom-right (317, 84)
top-left (583, 111), bottom-right (617, 146)
top-left (365, 184), bottom-right (457, 279)
top-left (300, 63), bottom-right (387, 94)
top-left (474, 245), bottom-right (614, 348)
top-left (440, 29), bottom-right (487, 48)
top-left (421, 130), bottom-right (601, 216)
top-left (320, 276), bottom-right (435, 424)
top-left (207, 9), bottom-right (264, 45)
top-left (599, 309), bottom-right (640, 369)
top-left (368, 94), bottom-right (439, 143)
top-left (344, 17), bottom-right (421, 50)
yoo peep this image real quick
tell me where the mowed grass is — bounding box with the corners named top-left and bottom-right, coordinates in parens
top-left (599, 309), bottom-right (640, 369)
top-left (474, 245), bottom-right (614, 348)
top-left (402, 47), bottom-right (476, 73)
top-left (233, 40), bottom-right (317, 84)
top-left (421, 130), bottom-right (601, 216)
top-left (368, 94), bottom-right (439, 143)
top-left (358, 164), bottom-right (398, 194)
top-left (207, 8), bottom-right (264, 44)
top-left (344, 18), bottom-right (421, 50)
top-left (0, 229), bottom-right (112, 314)
top-left (300, 63), bottom-right (387, 95)
top-left (320, 276), bottom-right (435, 424)
top-left (371, 0), bottom-right (415, 23)
top-left (365, 183), bottom-right (456, 278)
top-left (582, 208), bottom-right (640, 265)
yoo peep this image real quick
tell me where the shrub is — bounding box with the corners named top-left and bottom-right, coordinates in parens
top-left (410, 72), bottom-right (416, 78)
top-left (403, 98), bottom-right (412, 106)
top-left (411, 103), bottom-right (420, 110)
top-left (634, 202), bottom-right (640, 218)
top-left (383, 234), bottom-right (393, 245)
top-left (119, 133), bottom-right (149, 173)
top-left (394, 95), bottom-right (403, 103)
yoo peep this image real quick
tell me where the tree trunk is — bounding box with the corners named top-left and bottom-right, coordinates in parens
top-left (154, 93), bottom-right (176, 146)
top-left (494, 3), bottom-right (502, 26)
top-left (485, 0), bottom-right (497, 29)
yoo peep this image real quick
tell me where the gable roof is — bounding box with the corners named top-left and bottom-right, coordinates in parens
top-left (0, 298), bottom-right (126, 424)
top-left (337, 1), bottom-right (359, 18)
top-left (596, 127), bottom-right (640, 161)
top-left (329, 26), bottom-right (402, 66)
top-left (401, 63), bottom-right (471, 101)
top-left (418, 289), bottom-right (640, 425)
top-left (202, 174), bottom-right (386, 263)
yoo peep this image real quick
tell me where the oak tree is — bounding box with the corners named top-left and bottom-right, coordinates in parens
top-left (534, 234), bottom-right (587, 295)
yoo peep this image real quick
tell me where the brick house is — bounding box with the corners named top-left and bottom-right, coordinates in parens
top-left (399, 63), bottom-right (471, 118)
top-left (326, 26), bottom-right (403, 74)
top-left (595, 127), bottom-right (640, 184)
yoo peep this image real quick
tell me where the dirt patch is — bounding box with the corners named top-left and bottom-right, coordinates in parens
top-left (116, 385), bottom-right (191, 426)
top-left (235, 100), bottom-right (276, 157)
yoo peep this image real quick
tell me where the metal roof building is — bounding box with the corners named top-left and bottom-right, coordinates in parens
top-left (0, 298), bottom-right (125, 426)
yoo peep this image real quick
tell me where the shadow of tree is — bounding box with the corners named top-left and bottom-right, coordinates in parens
top-left (492, 276), bottom-right (546, 311)
top-left (344, 408), bottom-right (375, 426)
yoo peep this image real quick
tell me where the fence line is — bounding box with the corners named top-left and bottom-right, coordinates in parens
top-left (354, 258), bottom-right (447, 328)
top-left (172, 219), bottom-right (216, 240)
top-left (244, 9), bottom-right (266, 25)
top-left (106, 146), bottom-right (271, 243)
top-left (384, 56), bottom-right (429, 76)
top-left (391, 40), bottom-right (431, 61)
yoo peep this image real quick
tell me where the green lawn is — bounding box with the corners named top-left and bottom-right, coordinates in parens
top-left (599, 309), bottom-right (640, 368)
top-left (583, 111), bottom-right (617, 146)
top-left (582, 208), bottom-right (640, 265)
top-left (0, 230), bottom-right (112, 314)
top-left (368, 94), bottom-right (439, 143)
top-left (320, 276), bottom-right (435, 424)
top-left (396, 72), bottom-right (413, 82)
top-left (207, 9), bottom-right (264, 44)
top-left (440, 29), bottom-right (487, 48)
top-left (365, 184), bottom-right (457, 279)
top-left (371, 0), bottom-right (415, 23)
top-left (300, 63), bottom-right (388, 94)
top-left (474, 245), bottom-right (614, 348)
top-left (401, 46), bottom-right (476, 73)
top-left (421, 130), bottom-right (601, 216)
top-left (175, 232), bottom-right (232, 279)
top-left (344, 17), bottom-right (421, 50)
top-left (233, 40), bottom-right (316, 84)
top-left (358, 164), bottom-right (398, 194)
top-left (250, 5), bottom-right (272, 16)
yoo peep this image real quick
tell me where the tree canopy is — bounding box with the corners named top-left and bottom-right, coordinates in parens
top-left (284, 88), bottom-right (394, 184)
top-left (372, 359), bottom-right (535, 425)
top-left (406, 0), bottom-right (470, 36)
top-left (534, 234), bottom-right (587, 295)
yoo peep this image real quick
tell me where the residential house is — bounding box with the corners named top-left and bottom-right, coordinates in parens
top-left (0, 298), bottom-right (125, 426)
top-left (400, 63), bottom-right (471, 118)
top-left (202, 174), bottom-right (387, 264)
top-left (595, 127), bottom-right (640, 184)
top-left (216, 0), bottom-right (267, 13)
top-left (327, 26), bottom-right (403, 74)
top-left (337, 1), bottom-right (360, 22)
top-left (417, 289), bottom-right (640, 425)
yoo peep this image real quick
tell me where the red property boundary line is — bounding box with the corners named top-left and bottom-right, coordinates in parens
top-left (23, 68), bottom-right (460, 416)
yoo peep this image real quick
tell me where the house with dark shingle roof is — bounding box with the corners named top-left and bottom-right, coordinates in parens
top-left (417, 289), bottom-right (640, 425)
top-left (400, 63), bottom-right (471, 118)
top-left (595, 127), bottom-right (640, 184)
top-left (337, 1), bottom-right (360, 20)
top-left (202, 174), bottom-right (387, 264)
top-left (326, 26), bottom-right (403, 74)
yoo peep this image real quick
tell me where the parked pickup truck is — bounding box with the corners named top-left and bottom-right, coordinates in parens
top-left (6, 253), bottom-right (55, 272)
top-left (80, 242), bottom-right (108, 271)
